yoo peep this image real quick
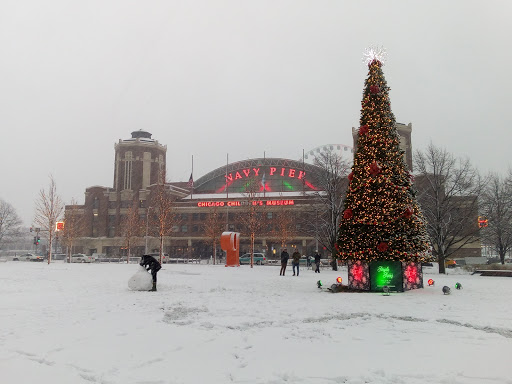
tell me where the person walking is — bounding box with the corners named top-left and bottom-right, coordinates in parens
top-left (292, 250), bottom-right (301, 276)
top-left (314, 251), bottom-right (321, 273)
top-left (279, 248), bottom-right (289, 276)
top-left (140, 254), bottom-right (162, 291)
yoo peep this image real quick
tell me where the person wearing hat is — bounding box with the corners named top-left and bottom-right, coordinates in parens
top-left (279, 248), bottom-right (289, 276)
top-left (140, 254), bottom-right (162, 291)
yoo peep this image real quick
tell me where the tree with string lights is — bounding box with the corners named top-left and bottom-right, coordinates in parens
top-left (336, 48), bottom-right (432, 291)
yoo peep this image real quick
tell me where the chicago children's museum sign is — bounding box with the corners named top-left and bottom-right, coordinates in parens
top-left (197, 200), bottom-right (295, 208)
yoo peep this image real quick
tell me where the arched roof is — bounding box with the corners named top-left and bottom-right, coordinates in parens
top-left (194, 157), bottom-right (325, 194)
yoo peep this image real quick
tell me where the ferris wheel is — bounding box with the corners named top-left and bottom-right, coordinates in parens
top-left (303, 144), bottom-right (354, 164)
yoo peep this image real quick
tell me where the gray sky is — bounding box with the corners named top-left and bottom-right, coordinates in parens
top-left (1, 0), bottom-right (511, 226)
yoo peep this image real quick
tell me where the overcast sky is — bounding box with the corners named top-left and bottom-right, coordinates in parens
top-left (1, 0), bottom-right (510, 226)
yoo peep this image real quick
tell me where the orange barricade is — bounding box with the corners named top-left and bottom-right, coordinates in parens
top-left (221, 232), bottom-right (240, 267)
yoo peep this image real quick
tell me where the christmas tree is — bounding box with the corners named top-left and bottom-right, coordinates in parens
top-left (337, 48), bottom-right (431, 265)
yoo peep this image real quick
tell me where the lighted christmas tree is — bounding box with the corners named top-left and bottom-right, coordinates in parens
top-left (337, 48), bottom-right (431, 290)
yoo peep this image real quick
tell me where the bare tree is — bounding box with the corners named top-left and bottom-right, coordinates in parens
top-left (0, 198), bottom-right (22, 248)
top-left (310, 150), bottom-right (350, 270)
top-left (148, 179), bottom-right (180, 264)
top-left (203, 206), bottom-right (224, 265)
top-left (34, 175), bottom-right (64, 264)
top-left (414, 143), bottom-right (485, 274)
top-left (119, 202), bottom-right (144, 263)
top-left (480, 173), bottom-right (512, 264)
top-left (270, 206), bottom-right (296, 250)
top-left (238, 177), bottom-right (267, 268)
top-left (60, 198), bottom-right (86, 263)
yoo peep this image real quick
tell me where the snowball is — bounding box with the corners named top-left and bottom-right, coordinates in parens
top-left (128, 266), bottom-right (153, 291)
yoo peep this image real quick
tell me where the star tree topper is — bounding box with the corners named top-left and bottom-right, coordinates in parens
top-left (362, 46), bottom-right (387, 66)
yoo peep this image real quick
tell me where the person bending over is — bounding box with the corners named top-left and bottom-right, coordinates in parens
top-left (140, 254), bottom-right (162, 291)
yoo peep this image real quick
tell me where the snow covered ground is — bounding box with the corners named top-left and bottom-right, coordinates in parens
top-left (1, 261), bottom-right (511, 384)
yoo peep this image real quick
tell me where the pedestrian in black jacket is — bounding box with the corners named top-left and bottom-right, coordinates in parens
top-left (314, 252), bottom-right (321, 273)
top-left (280, 249), bottom-right (289, 276)
top-left (140, 254), bottom-right (162, 291)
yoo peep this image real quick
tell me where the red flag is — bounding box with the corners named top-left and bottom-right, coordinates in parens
top-left (187, 173), bottom-right (194, 188)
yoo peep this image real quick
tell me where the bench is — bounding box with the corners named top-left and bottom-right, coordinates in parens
top-left (472, 269), bottom-right (512, 277)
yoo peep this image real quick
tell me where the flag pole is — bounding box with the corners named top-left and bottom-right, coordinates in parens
top-left (191, 155), bottom-right (194, 199)
top-left (263, 151), bottom-right (266, 198)
top-left (302, 149), bottom-right (305, 195)
top-left (226, 153), bottom-right (229, 231)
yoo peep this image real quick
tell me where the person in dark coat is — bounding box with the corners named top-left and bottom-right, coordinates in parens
top-left (279, 249), bottom-right (289, 276)
top-left (140, 254), bottom-right (162, 291)
top-left (292, 250), bottom-right (301, 276)
top-left (314, 251), bottom-right (321, 273)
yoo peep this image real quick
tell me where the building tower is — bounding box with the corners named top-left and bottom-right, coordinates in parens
top-left (352, 122), bottom-right (413, 171)
top-left (113, 130), bottom-right (166, 192)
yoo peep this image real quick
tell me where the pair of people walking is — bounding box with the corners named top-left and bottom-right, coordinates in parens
top-left (279, 249), bottom-right (301, 276)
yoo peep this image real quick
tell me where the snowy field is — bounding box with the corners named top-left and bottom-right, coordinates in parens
top-left (1, 261), bottom-right (511, 384)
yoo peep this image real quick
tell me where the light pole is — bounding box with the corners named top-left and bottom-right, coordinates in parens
top-left (145, 207), bottom-right (152, 254)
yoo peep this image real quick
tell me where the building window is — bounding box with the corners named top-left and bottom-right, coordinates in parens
top-left (123, 152), bottom-right (133, 190)
top-left (192, 225), bottom-right (199, 233)
top-left (193, 213), bottom-right (199, 220)
top-left (172, 225), bottom-right (180, 233)
top-left (108, 227), bottom-right (115, 238)
top-left (181, 225), bottom-right (188, 232)
top-left (93, 197), bottom-right (99, 209)
top-left (267, 212), bottom-right (273, 219)
top-left (181, 213), bottom-right (188, 221)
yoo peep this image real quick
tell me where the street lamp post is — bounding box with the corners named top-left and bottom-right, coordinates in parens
top-left (145, 207), bottom-right (152, 254)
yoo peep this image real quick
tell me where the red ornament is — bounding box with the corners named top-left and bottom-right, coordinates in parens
top-left (369, 161), bottom-right (381, 176)
top-left (348, 172), bottom-right (354, 182)
top-left (359, 125), bottom-right (369, 136)
top-left (343, 209), bottom-right (353, 220)
top-left (370, 85), bottom-right (380, 94)
top-left (377, 242), bottom-right (388, 252)
top-left (403, 206), bottom-right (414, 219)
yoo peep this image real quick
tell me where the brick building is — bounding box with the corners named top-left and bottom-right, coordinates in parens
top-left (66, 132), bottom-right (328, 259)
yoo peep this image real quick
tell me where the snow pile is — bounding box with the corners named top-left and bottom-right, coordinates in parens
top-left (127, 265), bottom-right (152, 291)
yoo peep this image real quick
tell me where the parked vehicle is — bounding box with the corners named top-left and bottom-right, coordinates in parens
top-left (239, 253), bottom-right (266, 265)
top-left (71, 254), bottom-right (95, 263)
top-left (19, 253), bottom-right (35, 261)
top-left (52, 253), bottom-right (67, 261)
